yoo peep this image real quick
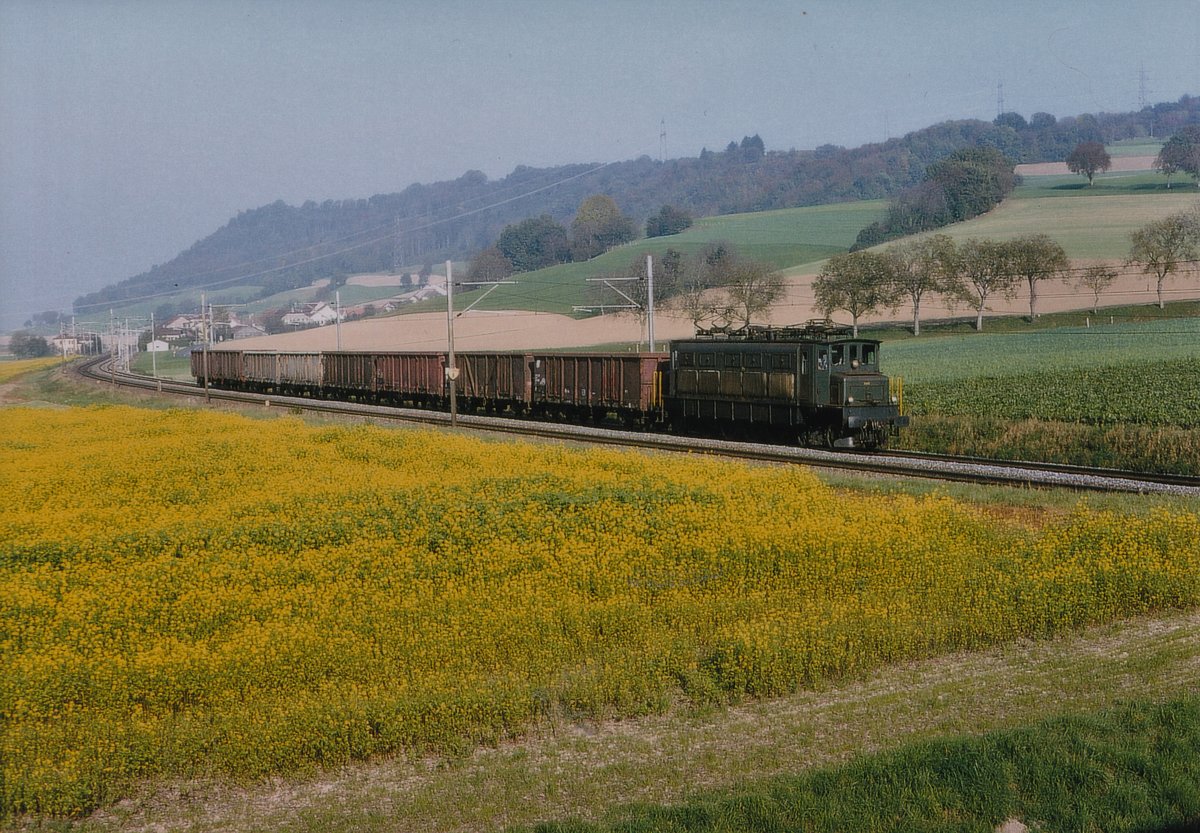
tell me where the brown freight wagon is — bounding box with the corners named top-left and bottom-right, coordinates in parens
top-left (455, 352), bottom-right (533, 413)
top-left (374, 352), bottom-right (446, 406)
top-left (322, 352), bottom-right (376, 398)
top-left (241, 351), bottom-right (279, 390)
top-left (531, 353), bottom-right (669, 424)
top-left (190, 348), bottom-right (244, 388)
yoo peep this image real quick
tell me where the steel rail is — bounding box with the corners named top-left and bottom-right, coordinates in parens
top-left (74, 357), bottom-right (1200, 497)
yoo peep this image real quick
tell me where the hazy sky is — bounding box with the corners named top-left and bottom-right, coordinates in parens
top-left (2, 0), bottom-right (1197, 329)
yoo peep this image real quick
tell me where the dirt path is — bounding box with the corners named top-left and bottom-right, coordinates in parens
top-left (81, 608), bottom-right (1200, 833)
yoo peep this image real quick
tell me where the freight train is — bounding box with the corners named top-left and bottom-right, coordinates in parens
top-left (191, 321), bottom-right (908, 448)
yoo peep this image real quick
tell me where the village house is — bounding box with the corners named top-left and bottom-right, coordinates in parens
top-left (50, 334), bottom-right (80, 355)
top-left (282, 302), bottom-right (339, 327)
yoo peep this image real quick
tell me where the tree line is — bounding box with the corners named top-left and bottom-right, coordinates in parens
top-left (851, 146), bottom-right (1017, 249)
top-left (816, 207), bottom-right (1200, 335)
top-left (74, 96), bottom-right (1200, 318)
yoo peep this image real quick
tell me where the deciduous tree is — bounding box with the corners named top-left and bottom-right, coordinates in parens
top-left (954, 238), bottom-right (1019, 331)
top-left (721, 256), bottom-right (785, 328)
top-left (467, 247), bottom-right (513, 283)
top-left (645, 205), bottom-right (693, 238)
top-left (9, 331), bottom-right (51, 358)
top-left (1066, 141), bottom-right (1112, 186)
top-left (1008, 233), bottom-right (1068, 319)
top-left (1076, 264), bottom-right (1119, 314)
top-left (1156, 126), bottom-right (1200, 188)
top-left (814, 251), bottom-right (901, 337)
top-left (1128, 209), bottom-right (1200, 308)
top-left (497, 215), bottom-right (570, 272)
top-left (569, 195), bottom-right (636, 261)
top-left (886, 234), bottom-right (957, 336)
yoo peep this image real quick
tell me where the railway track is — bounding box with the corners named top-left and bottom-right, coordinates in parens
top-left (76, 356), bottom-right (1200, 497)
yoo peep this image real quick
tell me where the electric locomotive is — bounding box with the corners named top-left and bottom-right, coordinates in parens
top-left (664, 321), bottom-right (906, 448)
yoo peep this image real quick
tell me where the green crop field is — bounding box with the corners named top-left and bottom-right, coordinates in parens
top-left (883, 318), bottom-right (1200, 384)
top-left (1012, 171), bottom-right (1187, 199)
top-left (1106, 137), bottom-right (1164, 157)
top-left (884, 317), bottom-right (1200, 471)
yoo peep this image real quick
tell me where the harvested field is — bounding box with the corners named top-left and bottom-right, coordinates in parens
top-left (1014, 155), bottom-right (1158, 176)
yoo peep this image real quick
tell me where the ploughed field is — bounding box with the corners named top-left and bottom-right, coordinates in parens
top-left (3, 406), bottom-right (1199, 818)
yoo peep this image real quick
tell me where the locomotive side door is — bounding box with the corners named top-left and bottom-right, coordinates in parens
top-left (812, 344), bottom-right (832, 406)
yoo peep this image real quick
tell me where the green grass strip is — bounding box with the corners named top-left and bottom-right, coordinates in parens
top-left (530, 697), bottom-right (1200, 833)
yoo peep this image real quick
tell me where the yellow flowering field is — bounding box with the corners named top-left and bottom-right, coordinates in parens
top-left (0, 356), bottom-right (63, 384)
top-left (1, 406), bottom-right (1198, 817)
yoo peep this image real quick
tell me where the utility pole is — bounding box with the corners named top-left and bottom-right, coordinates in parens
top-left (335, 290), bottom-right (342, 350)
top-left (109, 309), bottom-right (116, 386)
top-left (443, 261), bottom-right (516, 426)
top-left (646, 254), bottom-right (656, 351)
top-left (576, 254), bottom-right (658, 351)
top-left (445, 260), bottom-right (458, 426)
top-left (150, 311), bottom-right (160, 391)
top-left (200, 292), bottom-right (210, 401)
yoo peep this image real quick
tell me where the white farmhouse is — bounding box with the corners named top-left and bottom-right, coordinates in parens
top-left (282, 302), bottom-right (339, 327)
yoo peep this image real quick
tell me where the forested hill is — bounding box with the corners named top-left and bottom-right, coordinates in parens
top-left (75, 96), bottom-right (1200, 314)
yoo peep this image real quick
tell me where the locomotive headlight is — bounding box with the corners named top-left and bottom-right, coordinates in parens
top-left (846, 396), bottom-right (854, 404)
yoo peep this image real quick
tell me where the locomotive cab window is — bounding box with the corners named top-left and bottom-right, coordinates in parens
top-left (850, 345), bottom-right (859, 363)
top-left (863, 344), bottom-right (876, 365)
top-left (817, 349), bottom-right (828, 371)
top-left (832, 345), bottom-right (845, 365)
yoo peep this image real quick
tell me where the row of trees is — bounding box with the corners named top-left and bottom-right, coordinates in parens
top-left (818, 234), bottom-right (1070, 335)
top-left (814, 209), bottom-right (1200, 337)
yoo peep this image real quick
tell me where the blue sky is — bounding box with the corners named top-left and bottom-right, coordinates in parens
top-left (2, 0), bottom-right (1197, 328)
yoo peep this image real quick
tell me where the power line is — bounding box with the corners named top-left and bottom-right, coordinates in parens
top-left (71, 145), bottom-right (659, 313)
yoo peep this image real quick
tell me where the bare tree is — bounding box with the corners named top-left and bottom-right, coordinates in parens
top-left (1008, 233), bottom-right (1068, 319)
top-left (886, 234), bottom-right (957, 336)
top-left (813, 251), bottom-right (900, 337)
top-left (467, 247), bottom-right (513, 283)
top-left (721, 257), bottom-right (785, 328)
top-left (1076, 264), bottom-right (1119, 314)
top-left (1128, 210), bottom-right (1200, 309)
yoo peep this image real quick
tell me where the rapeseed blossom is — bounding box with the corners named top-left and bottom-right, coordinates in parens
top-left (1, 405), bottom-right (1197, 816)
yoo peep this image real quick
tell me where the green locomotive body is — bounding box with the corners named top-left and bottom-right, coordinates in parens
top-left (665, 322), bottom-right (907, 448)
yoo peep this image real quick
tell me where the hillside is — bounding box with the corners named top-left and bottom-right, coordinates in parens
top-left (73, 97), bottom-right (1200, 319)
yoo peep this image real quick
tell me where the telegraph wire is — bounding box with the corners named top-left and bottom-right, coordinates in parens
top-left (71, 146), bottom-right (658, 312)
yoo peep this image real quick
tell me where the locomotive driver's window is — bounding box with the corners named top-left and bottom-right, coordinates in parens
top-left (864, 345), bottom-right (876, 365)
top-left (817, 350), bottom-right (828, 371)
top-left (832, 344), bottom-right (844, 365)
